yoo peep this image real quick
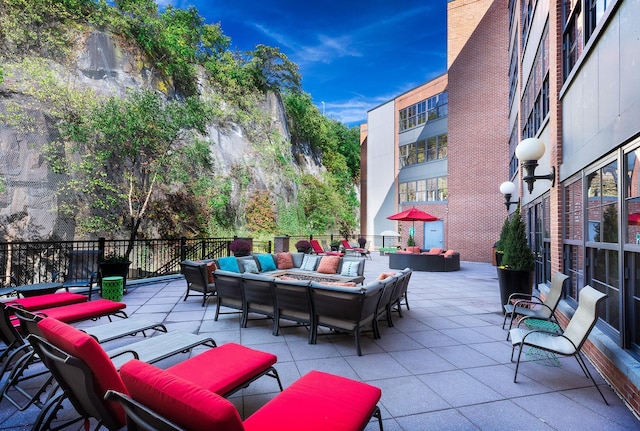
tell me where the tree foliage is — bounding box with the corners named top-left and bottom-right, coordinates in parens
top-left (48, 89), bottom-right (212, 254)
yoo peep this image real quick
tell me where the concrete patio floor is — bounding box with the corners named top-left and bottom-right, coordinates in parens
top-left (1, 253), bottom-right (639, 430)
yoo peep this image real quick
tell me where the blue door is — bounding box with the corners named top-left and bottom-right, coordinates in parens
top-left (423, 220), bottom-right (444, 249)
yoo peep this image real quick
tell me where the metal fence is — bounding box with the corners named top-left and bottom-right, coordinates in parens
top-left (0, 235), bottom-right (350, 286)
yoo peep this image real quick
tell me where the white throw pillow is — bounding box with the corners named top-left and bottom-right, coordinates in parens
top-left (300, 255), bottom-right (319, 271)
top-left (242, 259), bottom-right (259, 274)
top-left (340, 261), bottom-right (360, 277)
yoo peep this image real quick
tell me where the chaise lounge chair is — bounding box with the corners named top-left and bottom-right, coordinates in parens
top-left (509, 285), bottom-right (609, 404)
top-left (107, 362), bottom-right (383, 431)
top-left (26, 317), bottom-right (282, 430)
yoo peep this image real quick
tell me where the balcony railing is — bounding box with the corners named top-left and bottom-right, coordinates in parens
top-left (0, 235), bottom-right (350, 286)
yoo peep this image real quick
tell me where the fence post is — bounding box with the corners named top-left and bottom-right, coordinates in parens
top-left (180, 237), bottom-right (187, 262)
top-left (98, 238), bottom-right (106, 259)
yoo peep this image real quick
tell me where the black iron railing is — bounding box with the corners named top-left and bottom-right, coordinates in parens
top-left (0, 235), bottom-right (355, 286)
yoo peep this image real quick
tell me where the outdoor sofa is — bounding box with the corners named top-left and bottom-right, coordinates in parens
top-left (388, 248), bottom-right (460, 272)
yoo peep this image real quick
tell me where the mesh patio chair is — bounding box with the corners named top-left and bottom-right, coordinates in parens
top-left (389, 268), bottom-right (413, 317)
top-left (509, 285), bottom-right (609, 404)
top-left (212, 270), bottom-right (245, 324)
top-left (503, 272), bottom-right (569, 339)
top-left (241, 273), bottom-right (276, 329)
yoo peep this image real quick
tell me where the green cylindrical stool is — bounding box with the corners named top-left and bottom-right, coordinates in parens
top-left (101, 276), bottom-right (124, 302)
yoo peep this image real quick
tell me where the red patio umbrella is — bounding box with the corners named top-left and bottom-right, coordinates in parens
top-left (387, 208), bottom-right (439, 239)
top-left (629, 213), bottom-right (640, 225)
top-left (387, 208), bottom-right (439, 222)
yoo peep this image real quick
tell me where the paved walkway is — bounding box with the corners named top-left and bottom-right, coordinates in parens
top-left (1, 254), bottom-right (638, 430)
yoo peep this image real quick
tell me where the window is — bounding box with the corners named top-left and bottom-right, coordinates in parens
top-left (399, 134), bottom-right (447, 168)
top-left (563, 0), bottom-right (611, 79)
top-left (399, 91), bottom-right (448, 132)
top-left (399, 177), bottom-right (447, 203)
top-left (522, 24), bottom-right (549, 139)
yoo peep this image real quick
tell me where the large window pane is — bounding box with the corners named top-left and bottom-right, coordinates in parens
top-left (626, 150), bottom-right (640, 244)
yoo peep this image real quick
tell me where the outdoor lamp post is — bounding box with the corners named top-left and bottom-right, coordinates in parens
top-left (499, 181), bottom-right (518, 211)
top-left (515, 138), bottom-right (556, 194)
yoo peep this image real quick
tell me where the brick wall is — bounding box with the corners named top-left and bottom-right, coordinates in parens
top-left (447, 0), bottom-right (510, 262)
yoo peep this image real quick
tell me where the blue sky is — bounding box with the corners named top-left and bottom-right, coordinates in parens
top-left (163, 0), bottom-right (448, 126)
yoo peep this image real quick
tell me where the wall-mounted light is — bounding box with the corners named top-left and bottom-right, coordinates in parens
top-left (515, 138), bottom-right (556, 194)
top-left (499, 181), bottom-right (518, 211)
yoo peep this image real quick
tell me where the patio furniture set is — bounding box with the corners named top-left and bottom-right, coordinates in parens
top-left (181, 252), bottom-right (413, 356)
top-left (0, 285), bottom-right (385, 429)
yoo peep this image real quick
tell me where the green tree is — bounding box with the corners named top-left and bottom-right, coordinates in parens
top-left (51, 89), bottom-right (211, 256)
top-left (246, 45), bottom-right (302, 94)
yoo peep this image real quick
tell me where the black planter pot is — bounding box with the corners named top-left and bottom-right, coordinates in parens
top-left (497, 267), bottom-right (533, 314)
top-left (98, 261), bottom-right (131, 293)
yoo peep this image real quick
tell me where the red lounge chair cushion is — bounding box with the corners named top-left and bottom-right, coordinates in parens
top-left (36, 299), bottom-right (125, 323)
top-left (276, 252), bottom-right (294, 269)
top-left (243, 370), bottom-right (381, 431)
top-left (120, 360), bottom-right (244, 431)
top-left (3, 292), bottom-right (87, 311)
top-left (341, 240), bottom-right (353, 250)
top-left (316, 256), bottom-right (340, 274)
top-left (166, 343), bottom-right (277, 395)
top-left (37, 317), bottom-right (127, 426)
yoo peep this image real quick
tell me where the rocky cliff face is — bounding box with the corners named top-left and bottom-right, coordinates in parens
top-left (0, 30), bottom-right (323, 241)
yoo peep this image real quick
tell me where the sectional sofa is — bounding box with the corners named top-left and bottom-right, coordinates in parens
top-left (388, 248), bottom-right (460, 272)
top-left (213, 252), bottom-right (367, 284)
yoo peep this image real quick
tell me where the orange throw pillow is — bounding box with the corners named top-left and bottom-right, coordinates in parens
top-left (428, 248), bottom-right (443, 255)
top-left (276, 252), bottom-right (294, 269)
top-left (316, 256), bottom-right (341, 274)
top-left (377, 272), bottom-right (397, 280)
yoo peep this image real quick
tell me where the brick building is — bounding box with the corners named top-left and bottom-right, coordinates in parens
top-left (361, 0), bottom-right (640, 416)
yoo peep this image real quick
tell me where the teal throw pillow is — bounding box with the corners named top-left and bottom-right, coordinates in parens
top-left (242, 259), bottom-right (259, 274)
top-left (217, 256), bottom-right (240, 273)
top-left (255, 254), bottom-right (276, 272)
top-left (340, 261), bottom-right (360, 277)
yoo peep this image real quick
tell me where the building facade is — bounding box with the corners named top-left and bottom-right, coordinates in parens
top-left (362, 0), bottom-right (640, 416)
top-left (511, 0), bottom-right (640, 414)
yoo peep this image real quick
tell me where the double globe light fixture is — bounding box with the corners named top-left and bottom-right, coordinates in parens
top-left (500, 138), bottom-right (556, 210)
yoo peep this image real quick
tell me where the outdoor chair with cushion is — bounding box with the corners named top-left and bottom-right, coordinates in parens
top-left (26, 317), bottom-right (282, 430)
top-left (374, 273), bottom-right (400, 329)
top-left (180, 260), bottom-right (217, 307)
top-left (53, 249), bottom-right (101, 300)
top-left (240, 272), bottom-right (276, 329)
top-left (503, 272), bottom-right (569, 338)
top-left (310, 281), bottom-right (384, 356)
top-left (509, 285), bottom-right (609, 404)
top-left (213, 270), bottom-right (245, 323)
top-left (389, 268), bottom-right (413, 317)
top-left (272, 278), bottom-right (314, 343)
top-left (111, 361), bottom-right (383, 431)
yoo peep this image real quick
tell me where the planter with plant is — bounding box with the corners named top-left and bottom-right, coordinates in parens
top-left (497, 205), bottom-right (535, 312)
top-left (295, 240), bottom-right (312, 253)
top-left (330, 240), bottom-right (341, 251)
top-left (229, 239), bottom-right (252, 257)
top-left (406, 234), bottom-right (419, 253)
top-left (99, 251), bottom-right (131, 296)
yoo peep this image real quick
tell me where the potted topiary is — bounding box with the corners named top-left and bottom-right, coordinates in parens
top-left (330, 240), bottom-right (341, 251)
top-left (497, 205), bottom-right (535, 312)
top-left (229, 239), bottom-right (252, 257)
top-left (406, 234), bottom-right (419, 253)
top-left (295, 240), bottom-right (312, 253)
